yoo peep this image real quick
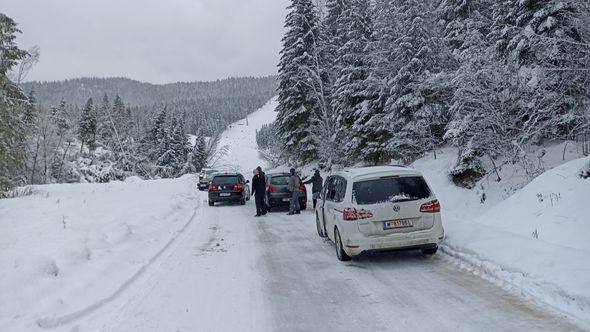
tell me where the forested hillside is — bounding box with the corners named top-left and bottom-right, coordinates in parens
top-left (270, 0), bottom-right (590, 186)
top-left (22, 76), bottom-right (277, 108)
top-left (1, 12), bottom-right (277, 193)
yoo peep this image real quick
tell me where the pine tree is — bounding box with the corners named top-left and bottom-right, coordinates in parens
top-left (331, 0), bottom-right (375, 161)
top-left (0, 13), bottom-right (29, 193)
top-left (78, 98), bottom-right (97, 153)
top-left (491, 0), bottom-right (590, 143)
top-left (276, 0), bottom-right (322, 161)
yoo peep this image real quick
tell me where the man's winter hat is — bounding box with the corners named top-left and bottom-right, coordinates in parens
top-left (290, 168), bottom-right (296, 175)
top-left (257, 166), bottom-right (262, 172)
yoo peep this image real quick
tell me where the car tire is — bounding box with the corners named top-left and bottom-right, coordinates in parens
top-left (316, 212), bottom-right (326, 238)
top-left (240, 198), bottom-right (246, 205)
top-left (301, 204), bottom-right (307, 211)
top-left (335, 228), bottom-right (351, 261)
top-left (422, 247), bottom-right (438, 256)
top-left (208, 201), bottom-right (214, 207)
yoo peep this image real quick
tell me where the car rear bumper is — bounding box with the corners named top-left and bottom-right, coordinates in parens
top-left (209, 191), bottom-right (245, 202)
top-left (268, 194), bottom-right (307, 207)
top-left (340, 223), bottom-right (444, 257)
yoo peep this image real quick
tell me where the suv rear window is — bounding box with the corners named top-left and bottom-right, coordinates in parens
top-left (352, 176), bottom-right (431, 205)
top-left (212, 176), bottom-right (239, 185)
top-left (270, 176), bottom-right (291, 185)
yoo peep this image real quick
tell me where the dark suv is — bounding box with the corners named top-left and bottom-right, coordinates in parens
top-left (265, 173), bottom-right (307, 211)
top-left (208, 173), bottom-right (250, 206)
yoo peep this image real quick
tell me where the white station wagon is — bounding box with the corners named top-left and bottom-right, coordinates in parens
top-left (315, 166), bottom-right (444, 261)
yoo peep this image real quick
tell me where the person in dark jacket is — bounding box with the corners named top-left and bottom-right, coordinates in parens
top-left (252, 167), bottom-right (267, 217)
top-left (303, 169), bottom-right (323, 209)
top-left (287, 168), bottom-right (301, 215)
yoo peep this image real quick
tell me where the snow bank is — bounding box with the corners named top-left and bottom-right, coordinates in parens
top-left (0, 176), bottom-right (199, 331)
top-left (412, 146), bottom-right (590, 327)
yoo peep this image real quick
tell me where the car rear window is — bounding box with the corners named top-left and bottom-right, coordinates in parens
top-left (212, 176), bottom-right (239, 185)
top-left (352, 176), bottom-right (431, 205)
top-left (270, 176), bottom-right (291, 185)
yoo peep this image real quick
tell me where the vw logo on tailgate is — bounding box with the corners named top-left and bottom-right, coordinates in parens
top-left (393, 205), bottom-right (401, 212)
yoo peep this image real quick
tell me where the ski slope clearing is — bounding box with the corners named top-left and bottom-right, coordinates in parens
top-left (412, 147), bottom-right (590, 327)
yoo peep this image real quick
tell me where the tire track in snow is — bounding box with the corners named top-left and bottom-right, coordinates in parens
top-left (36, 200), bottom-right (203, 330)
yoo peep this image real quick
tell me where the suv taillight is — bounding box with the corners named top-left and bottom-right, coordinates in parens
top-left (299, 184), bottom-right (306, 190)
top-left (209, 185), bottom-right (217, 191)
top-left (342, 208), bottom-right (373, 221)
top-left (234, 184), bottom-right (244, 190)
top-left (420, 199), bottom-right (440, 213)
top-left (268, 184), bottom-right (276, 193)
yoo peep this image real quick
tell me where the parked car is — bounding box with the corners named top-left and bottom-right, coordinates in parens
top-left (265, 172), bottom-right (307, 211)
top-left (315, 166), bottom-right (444, 261)
top-left (208, 173), bottom-right (250, 206)
top-left (198, 168), bottom-right (219, 191)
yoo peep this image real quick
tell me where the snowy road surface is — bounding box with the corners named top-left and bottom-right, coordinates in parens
top-left (2, 99), bottom-right (584, 332)
top-left (75, 100), bottom-right (581, 332)
top-left (76, 196), bottom-right (581, 332)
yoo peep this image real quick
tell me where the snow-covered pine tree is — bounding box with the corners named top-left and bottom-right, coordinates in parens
top-left (348, 0), bottom-right (398, 165)
top-left (276, 0), bottom-right (322, 162)
top-left (491, 0), bottom-right (590, 144)
top-left (191, 134), bottom-right (207, 172)
top-left (169, 119), bottom-right (190, 176)
top-left (379, 0), bottom-right (449, 163)
top-left (0, 13), bottom-right (29, 193)
top-left (78, 98), bottom-right (97, 153)
top-left (331, 0), bottom-right (375, 162)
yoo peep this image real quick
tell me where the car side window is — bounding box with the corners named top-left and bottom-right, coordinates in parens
top-left (324, 177), bottom-right (334, 202)
top-left (333, 176), bottom-right (347, 203)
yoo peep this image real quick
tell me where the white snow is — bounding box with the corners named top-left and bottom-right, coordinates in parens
top-left (0, 176), bottom-right (200, 330)
top-left (411, 146), bottom-right (590, 328)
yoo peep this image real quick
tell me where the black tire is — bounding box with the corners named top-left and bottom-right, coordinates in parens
top-left (335, 228), bottom-right (351, 261)
top-left (301, 204), bottom-right (307, 211)
top-left (208, 201), bottom-right (214, 207)
top-left (422, 246), bottom-right (438, 256)
top-left (316, 213), bottom-right (326, 238)
top-left (240, 198), bottom-right (246, 205)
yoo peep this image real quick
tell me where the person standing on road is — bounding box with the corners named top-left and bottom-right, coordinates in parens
top-left (303, 169), bottom-right (323, 210)
top-left (287, 168), bottom-right (301, 215)
top-left (252, 167), bottom-right (267, 217)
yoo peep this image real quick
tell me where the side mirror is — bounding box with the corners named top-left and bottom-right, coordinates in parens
top-left (246, 180), bottom-right (250, 184)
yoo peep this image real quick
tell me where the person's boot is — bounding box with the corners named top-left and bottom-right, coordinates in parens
top-left (287, 212), bottom-right (294, 215)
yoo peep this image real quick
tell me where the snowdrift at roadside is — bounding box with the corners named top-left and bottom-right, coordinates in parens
top-left (0, 176), bottom-right (199, 331)
top-left (413, 148), bottom-right (590, 327)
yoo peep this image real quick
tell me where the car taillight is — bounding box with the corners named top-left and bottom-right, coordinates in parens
top-left (268, 184), bottom-right (276, 193)
top-left (299, 184), bottom-right (306, 190)
top-left (234, 184), bottom-right (244, 190)
top-left (420, 199), bottom-right (440, 213)
top-left (208, 185), bottom-right (217, 191)
top-left (342, 208), bottom-right (373, 221)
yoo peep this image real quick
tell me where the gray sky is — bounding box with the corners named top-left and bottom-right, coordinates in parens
top-left (3, 0), bottom-right (288, 84)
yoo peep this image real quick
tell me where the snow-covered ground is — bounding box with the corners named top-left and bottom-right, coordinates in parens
top-left (0, 176), bottom-right (200, 330)
top-left (0, 98), bottom-right (586, 331)
top-left (412, 146), bottom-right (590, 327)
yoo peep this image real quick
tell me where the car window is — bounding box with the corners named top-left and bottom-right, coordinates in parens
top-left (352, 176), bottom-right (431, 205)
top-left (326, 177), bottom-right (338, 202)
top-left (212, 176), bottom-right (239, 185)
top-left (270, 176), bottom-right (290, 185)
top-left (333, 176), bottom-right (347, 203)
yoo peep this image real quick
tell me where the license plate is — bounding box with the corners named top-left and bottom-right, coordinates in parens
top-left (384, 219), bottom-right (413, 230)
top-left (282, 198), bottom-right (290, 202)
top-left (219, 193), bottom-right (231, 197)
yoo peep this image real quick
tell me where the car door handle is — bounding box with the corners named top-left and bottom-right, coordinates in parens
top-left (333, 208), bottom-right (343, 213)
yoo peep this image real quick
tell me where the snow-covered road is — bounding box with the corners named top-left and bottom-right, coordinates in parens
top-left (73, 99), bottom-right (581, 332)
top-left (75, 193), bottom-right (581, 332)
top-left (2, 99), bottom-right (584, 332)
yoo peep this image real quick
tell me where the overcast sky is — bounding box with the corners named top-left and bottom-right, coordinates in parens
top-left (3, 0), bottom-right (288, 84)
